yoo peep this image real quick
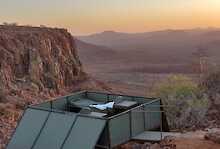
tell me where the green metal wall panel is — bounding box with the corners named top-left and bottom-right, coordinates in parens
top-left (109, 95), bottom-right (133, 102)
top-left (63, 116), bottom-right (106, 149)
top-left (33, 113), bottom-right (76, 149)
top-left (134, 97), bottom-right (149, 103)
top-left (87, 92), bottom-right (107, 102)
top-left (97, 126), bottom-right (109, 147)
top-left (67, 92), bottom-right (86, 102)
top-left (52, 97), bottom-right (67, 110)
top-left (108, 95), bottom-right (121, 101)
top-left (144, 100), bottom-right (161, 130)
top-left (131, 107), bottom-right (145, 136)
top-left (7, 109), bottom-right (49, 149)
top-left (34, 102), bottom-right (51, 109)
top-left (73, 98), bottom-right (103, 107)
top-left (109, 113), bottom-right (130, 147)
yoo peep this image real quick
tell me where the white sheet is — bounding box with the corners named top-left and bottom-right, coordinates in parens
top-left (89, 102), bottom-right (114, 110)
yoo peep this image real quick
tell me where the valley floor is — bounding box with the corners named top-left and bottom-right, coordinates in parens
top-left (90, 71), bottom-right (198, 97)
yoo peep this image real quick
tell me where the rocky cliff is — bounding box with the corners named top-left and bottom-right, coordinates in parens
top-left (0, 25), bottom-right (112, 148)
top-left (0, 25), bottom-right (86, 97)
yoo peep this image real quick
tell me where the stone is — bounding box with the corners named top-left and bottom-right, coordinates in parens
top-left (204, 131), bottom-right (220, 144)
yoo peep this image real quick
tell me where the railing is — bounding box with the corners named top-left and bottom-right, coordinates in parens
top-left (108, 99), bottom-right (160, 120)
top-left (132, 105), bottom-right (174, 141)
top-left (107, 99), bottom-right (163, 146)
top-left (133, 109), bottom-right (165, 140)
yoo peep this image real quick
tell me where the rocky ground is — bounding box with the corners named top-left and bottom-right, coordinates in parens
top-left (119, 129), bottom-right (220, 149)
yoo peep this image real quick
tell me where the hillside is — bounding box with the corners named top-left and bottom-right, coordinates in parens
top-left (78, 29), bottom-right (220, 65)
top-left (75, 39), bottom-right (119, 64)
top-left (0, 25), bottom-right (110, 148)
top-left (75, 29), bottom-right (220, 97)
top-left (0, 25), bottom-right (88, 95)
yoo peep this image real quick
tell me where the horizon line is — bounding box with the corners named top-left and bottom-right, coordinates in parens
top-left (1, 22), bottom-right (220, 36)
top-left (74, 26), bottom-right (220, 36)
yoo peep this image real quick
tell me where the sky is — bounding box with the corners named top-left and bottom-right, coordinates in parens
top-left (1, 0), bottom-right (220, 35)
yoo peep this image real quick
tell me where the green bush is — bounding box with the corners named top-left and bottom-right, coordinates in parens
top-left (150, 75), bottom-right (209, 129)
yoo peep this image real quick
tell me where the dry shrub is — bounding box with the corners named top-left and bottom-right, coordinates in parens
top-left (0, 77), bottom-right (8, 103)
top-left (0, 103), bottom-right (20, 120)
top-left (150, 75), bottom-right (210, 129)
top-left (201, 70), bottom-right (220, 100)
top-left (0, 89), bottom-right (4, 101)
top-left (0, 84), bottom-right (6, 103)
top-left (200, 70), bottom-right (220, 123)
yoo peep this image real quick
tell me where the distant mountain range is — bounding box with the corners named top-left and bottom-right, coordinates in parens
top-left (75, 39), bottom-right (119, 63)
top-left (77, 28), bottom-right (220, 63)
top-left (77, 28), bottom-right (220, 49)
top-left (76, 28), bottom-right (220, 73)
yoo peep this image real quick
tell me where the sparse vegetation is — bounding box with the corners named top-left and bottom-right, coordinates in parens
top-left (150, 75), bottom-right (210, 129)
top-left (40, 25), bottom-right (47, 28)
top-left (0, 82), bottom-right (6, 103)
top-left (2, 22), bottom-right (18, 26)
top-left (201, 70), bottom-right (220, 98)
top-left (200, 70), bottom-right (220, 123)
top-left (0, 90), bottom-right (4, 102)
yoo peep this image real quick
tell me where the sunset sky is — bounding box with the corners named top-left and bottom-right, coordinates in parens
top-left (1, 0), bottom-right (220, 35)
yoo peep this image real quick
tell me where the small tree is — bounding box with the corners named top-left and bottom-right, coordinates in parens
top-left (149, 75), bottom-right (209, 129)
top-left (201, 69), bottom-right (220, 119)
top-left (201, 70), bottom-right (220, 96)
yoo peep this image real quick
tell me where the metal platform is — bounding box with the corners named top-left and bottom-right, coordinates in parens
top-left (133, 131), bottom-right (179, 141)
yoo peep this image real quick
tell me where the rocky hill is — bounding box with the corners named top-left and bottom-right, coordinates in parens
top-left (0, 25), bottom-right (107, 148)
top-left (0, 25), bottom-right (87, 98)
top-left (78, 29), bottom-right (220, 65)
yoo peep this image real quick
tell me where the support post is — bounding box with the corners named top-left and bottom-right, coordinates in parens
top-left (50, 101), bottom-right (53, 110)
top-left (129, 111), bottom-right (132, 138)
top-left (160, 111), bottom-right (163, 141)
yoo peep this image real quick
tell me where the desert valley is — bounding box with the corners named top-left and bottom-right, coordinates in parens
top-left (1, 1), bottom-right (220, 148)
top-left (76, 29), bottom-right (220, 96)
top-left (0, 25), bottom-right (220, 149)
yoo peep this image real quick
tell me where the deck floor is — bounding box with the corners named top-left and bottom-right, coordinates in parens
top-left (133, 131), bottom-right (180, 141)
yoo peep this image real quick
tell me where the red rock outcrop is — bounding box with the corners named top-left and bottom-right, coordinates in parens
top-left (0, 25), bottom-right (112, 148)
top-left (0, 25), bottom-right (86, 96)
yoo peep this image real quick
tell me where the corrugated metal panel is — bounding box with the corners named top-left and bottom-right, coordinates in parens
top-left (73, 98), bottom-right (103, 107)
top-left (52, 97), bottom-right (67, 110)
top-left (134, 97), bottom-right (149, 103)
top-left (67, 92), bottom-right (85, 101)
top-left (144, 100), bottom-right (161, 130)
top-left (108, 95), bottom-right (121, 101)
top-left (110, 95), bottom-right (133, 102)
top-left (131, 107), bottom-right (145, 136)
top-left (7, 109), bottom-right (50, 149)
top-left (97, 126), bottom-right (109, 147)
top-left (34, 101), bottom-right (51, 109)
top-left (109, 113), bottom-right (130, 147)
top-left (62, 116), bottom-right (106, 149)
top-left (33, 113), bottom-right (76, 149)
top-left (87, 92), bottom-right (107, 102)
